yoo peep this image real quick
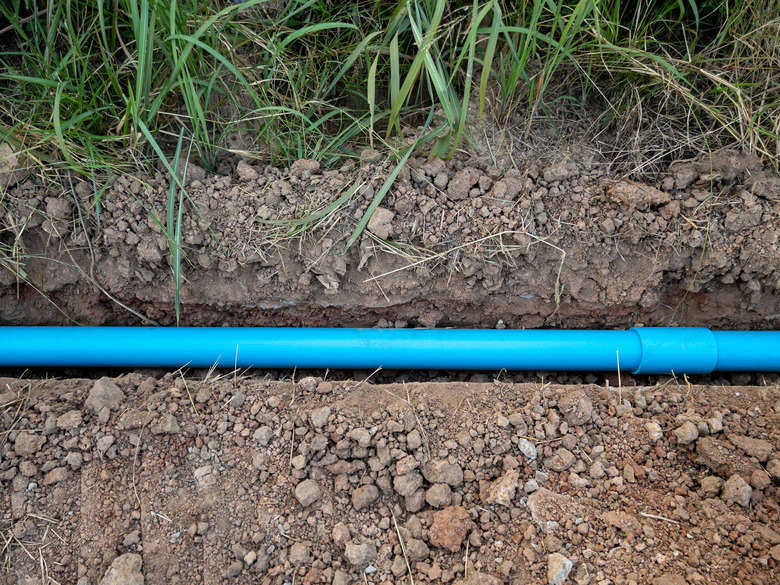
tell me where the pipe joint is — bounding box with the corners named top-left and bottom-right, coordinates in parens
top-left (630, 327), bottom-right (718, 375)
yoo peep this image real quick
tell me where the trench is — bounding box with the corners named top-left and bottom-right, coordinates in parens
top-left (2, 148), bottom-right (779, 385)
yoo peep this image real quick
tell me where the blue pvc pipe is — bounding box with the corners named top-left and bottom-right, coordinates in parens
top-left (0, 327), bottom-right (778, 374)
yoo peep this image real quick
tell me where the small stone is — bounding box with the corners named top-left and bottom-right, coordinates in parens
top-left (316, 381), bottom-right (333, 394)
top-left (544, 448), bottom-right (575, 472)
top-left (721, 474), bottom-right (752, 507)
top-left (232, 543), bottom-right (249, 561)
top-left (769, 544), bottom-right (780, 562)
top-left (42, 467), bottom-right (68, 485)
top-left (674, 421), bottom-right (699, 445)
top-left (223, 560), bottom-right (243, 578)
top-left (483, 468), bottom-right (520, 507)
top-left (352, 485), bottom-right (379, 511)
top-left (527, 488), bottom-right (580, 534)
top-left (295, 479), bottom-right (322, 507)
top-left (421, 157), bottom-right (446, 177)
top-left (344, 540), bottom-right (377, 569)
top-left (333, 570), bottom-right (350, 585)
top-left (728, 434), bottom-right (774, 461)
top-left (299, 377), bottom-right (318, 393)
top-left (347, 428), bottom-right (372, 447)
top-left (547, 552), bottom-right (573, 585)
top-left (244, 551), bottom-right (257, 566)
top-left (56, 410), bottom-right (83, 431)
top-left (194, 465), bottom-right (213, 479)
top-left (700, 476), bottom-right (723, 497)
top-left (396, 455), bottom-right (419, 475)
top-left (428, 506), bottom-right (473, 552)
top-left (19, 461), bottom-right (37, 476)
top-left (391, 555), bottom-right (407, 577)
top-left (97, 435), bottom-right (115, 454)
top-left (518, 438), bottom-right (537, 461)
top-left (645, 422), bottom-right (663, 442)
top-left (697, 436), bottom-right (759, 478)
top-left (589, 461), bottom-right (605, 479)
top-left (756, 525), bottom-right (780, 545)
top-left (253, 426), bottom-right (273, 446)
top-left (707, 418), bottom-right (723, 434)
top-left (367, 207), bottom-right (395, 239)
top-left (433, 171), bottom-right (449, 189)
top-left (236, 160), bottom-right (259, 181)
top-left (557, 391), bottom-right (593, 426)
top-left (289, 542), bottom-right (312, 566)
top-left (508, 412), bottom-right (527, 431)
top-left (751, 468), bottom-right (771, 490)
top-left (66, 452), bottom-right (83, 469)
top-left (98, 553), bottom-right (143, 585)
top-left (14, 432), bottom-right (46, 456)
top-left (447, 167), bottom-right (480, 200)
top-left (767, 458), bottom-right (780, 480)
top-left (0, 142), bottom-right (29, 188)
top-left (406, 538), bottom-right (430, 562)
top-left (543, 163), bottom-right (572, 183)
top-left (405, 489), bottom-right (426, 513)
top-left (309, 406), bottom-right (331, 429)
top-left (332, 523), bottom-right (351, 546)
top-left (86, 378), bottom-right (126, 413)
top-left (654, 574), bottom-right (687, 585)
top-left (406, 429), bottom-right (422, 450)
top-left (123, 530), bottom-right (140, 547)
top-left (425, 483), bottom-right (452, 508)
top-left (421, 460), bottom-right (464, 486)
top-left (394, 472), bottom-right (423, 496)
top-left (151, 413), bottom-right (180, 435)
top-left (228, 392), bottom-right (245, 408)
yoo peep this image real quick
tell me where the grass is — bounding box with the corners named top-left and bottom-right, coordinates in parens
top-left (0, 0), bottom-right (778, 320)
top-left (1, 0), bottom-right (776, 174)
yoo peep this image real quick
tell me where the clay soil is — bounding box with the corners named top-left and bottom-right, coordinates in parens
top-left (2, 374), bottom-right (780, 585)
top-left (2, 140), bottom-right (780, 330)
top-left (2, 121), bottom-right (780, 585)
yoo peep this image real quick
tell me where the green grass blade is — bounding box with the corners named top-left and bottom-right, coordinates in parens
top-left (477, 1), bottom-right (500, 124)
top-left (389, 33), bottom-right (401, 135)
top-left (322, 30), bottom-right (382, 98)
top-left (347, 107), bottom-right (442, 250)
top-left (277, 22), bottom-right (359, 51)
top-left (260, 170), bottom-right (364, 229)
top-left (53, 83), bottom-right (82, 172)
top-left (368, 51), bottom-right (379, 147)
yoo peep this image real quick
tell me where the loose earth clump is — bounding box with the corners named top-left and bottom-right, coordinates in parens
top-left (2, 374), bottom-right (779, 584)
top-left (1, 145), bottom-right (779, 329)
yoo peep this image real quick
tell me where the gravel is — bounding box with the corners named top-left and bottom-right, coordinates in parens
top-left (3, 376), bottom-right (778, 584)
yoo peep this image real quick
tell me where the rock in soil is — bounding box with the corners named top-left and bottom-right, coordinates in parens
top-left (2, 377), bottom-right (779, 585)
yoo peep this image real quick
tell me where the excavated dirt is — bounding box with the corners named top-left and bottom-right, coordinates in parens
top-left (2, 374), bottom-right (780, 585)
top-left (1, 146), bottom-right (779, 328)
top-left (2, 123), bottom-right (780, 585)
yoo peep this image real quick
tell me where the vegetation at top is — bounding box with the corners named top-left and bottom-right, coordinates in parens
top-left (0, 0), bottom-right (778, 324)
top-left (0, 0), bottom-right (777, 177)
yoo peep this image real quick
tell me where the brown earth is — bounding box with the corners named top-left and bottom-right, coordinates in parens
top-left (2, 120), bottom-right (780, 585)
top-left (1, 145), bottom-right (779, 329)
top-left (2, 374), bottom-right (780, 585)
